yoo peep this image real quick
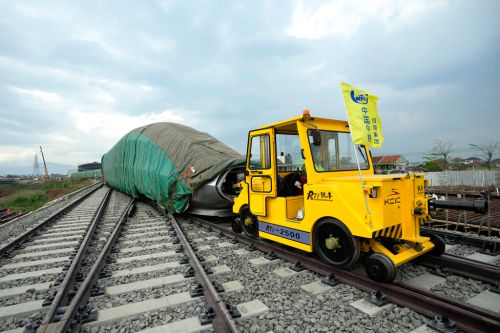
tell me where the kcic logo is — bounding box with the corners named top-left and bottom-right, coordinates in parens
top-left (350, 90), bottom-right (368, 104)
top-left (384, 188), bottom-right (401, 206)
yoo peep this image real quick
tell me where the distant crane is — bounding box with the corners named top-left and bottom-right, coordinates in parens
top-left (40, 146), bottom-right (49, 178)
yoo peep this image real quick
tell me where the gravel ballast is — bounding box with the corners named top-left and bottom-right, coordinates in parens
top-left (178, 221), bottom-right (430, 333)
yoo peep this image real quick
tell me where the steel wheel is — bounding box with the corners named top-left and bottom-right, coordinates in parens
top-left (241, 208), bottom-right (259, 238)
top-left (231, 218), bottom-right (242, 233)
top-left (364, 253), bottom-right (396, 282)
top-left (313, 218), bottom-right (360, 268)
top-left (427, 233), bottom-right (445, 256)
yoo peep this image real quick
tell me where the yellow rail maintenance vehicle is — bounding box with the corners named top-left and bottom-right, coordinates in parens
top-left (232, 110), bottom-right (487, 282)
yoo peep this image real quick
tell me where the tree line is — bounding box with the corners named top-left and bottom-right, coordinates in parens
top-left (423, 140), bottom-right (499, 171)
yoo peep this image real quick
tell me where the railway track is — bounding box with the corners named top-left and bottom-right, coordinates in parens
top-left (168, 212), bottom-right (239, 332)
top-left (34, 200), bottom-right (248, 333)
top-left (1, 189), bottom-right (499, 332)
top-left (68, 202), bottom-right (196, 332)
top-left (0, 185), bottom-right (111, 331)
top-left (420, 227), bottom-right (500, 254)
top-left (1, 192), bottom-right (264, 333)
top-left (0, 183), bottom-right (102, 246)
top-left (415, 253), bottom-right (500, 284)
top-left (36, 189), bottom-right (133, 332)
top-left (188, 216), bottom-right (500, 333)
top-left (0, 212), bottom-right (28, 224)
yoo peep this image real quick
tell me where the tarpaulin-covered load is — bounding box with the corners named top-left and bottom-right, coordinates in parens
top-left (101, 122), bottom-right (245, 213)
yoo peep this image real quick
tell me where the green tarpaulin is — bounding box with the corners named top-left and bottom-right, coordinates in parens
top-left (101, 122), bottom-right (244, 212)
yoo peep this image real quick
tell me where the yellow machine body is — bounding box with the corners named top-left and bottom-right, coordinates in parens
top-left (233, 114), bottom-right (435, 267)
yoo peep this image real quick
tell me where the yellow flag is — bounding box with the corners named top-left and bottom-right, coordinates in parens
top-left (340, 82), bottom-right (384, 148)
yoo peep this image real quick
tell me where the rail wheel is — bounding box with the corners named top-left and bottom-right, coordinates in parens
top-left (364, 253), bottom-right (396, 282)
top-left (313, 218), bottom-right (360, 268)
top-left (427, 233), bottom-right (445, 256)
top-left (231, 218), bottom-right (242, 233)
top-left (241, 208), bottom-right (259, 238)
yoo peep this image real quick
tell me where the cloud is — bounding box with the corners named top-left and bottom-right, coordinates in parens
top-left (0, 108), bottom-right (188, 166)
top-left (13, 3), bottom-right (52, 18)
top-left (286, 0), bottom-right (448, 39)
top-left (78, 30), bottom-right (125, 60)
top-left (368, 83), bottom-right (451, 103)
top-left (70, 108), bottom-right (185, 137)
top-left (302, 62), bottom-right (326, 74)
top-left (0, 145), bottom-right (40, 164)
top-left (0, 0), bottom-right (499, 171)
top-left (9, 86), bottom-right (63, 103)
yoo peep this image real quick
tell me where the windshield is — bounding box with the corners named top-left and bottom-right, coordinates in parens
top-left (308, 130), bottom-right (369, 172)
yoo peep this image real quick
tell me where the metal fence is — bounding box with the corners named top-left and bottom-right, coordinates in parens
top-left (425, 171), bottom-right (497, 187)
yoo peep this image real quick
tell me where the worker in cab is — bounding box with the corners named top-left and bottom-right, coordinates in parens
top-left (311, 145), bottom-right (326, 171)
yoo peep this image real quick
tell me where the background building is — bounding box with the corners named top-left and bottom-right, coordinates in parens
top-left (372, 155), bottom-right (409, 171)
top-left (78, 162), bottom-right (101, 172)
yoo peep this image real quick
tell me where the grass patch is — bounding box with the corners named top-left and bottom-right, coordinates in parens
top-left (1, 190), bottom-right (49, 212)
top-left (0, 178), bottom-right (94, 212)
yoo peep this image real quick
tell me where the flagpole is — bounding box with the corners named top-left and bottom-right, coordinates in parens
top-left (342, 104), bottom-right (372, 226)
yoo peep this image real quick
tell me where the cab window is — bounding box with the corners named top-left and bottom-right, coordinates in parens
top-left (308, 130), bottom-right (369, 171)
top-left (276, 134), bottom-right (304, 172)
top-left (249, 134), bottom-right (271, 169)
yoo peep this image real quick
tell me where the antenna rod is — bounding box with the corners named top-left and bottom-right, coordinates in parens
top-left (40, 146), bottom-right (49, 178)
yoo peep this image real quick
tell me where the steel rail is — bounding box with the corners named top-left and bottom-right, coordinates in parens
top-left (0, 211), bottom-right (20, 223)
top-left (169, 213), bottom-right (239, 333)
top-left (39, 187), bottom-right (112, 328)
top-left (416, 253), bottom-right (500, 285)
top-left (0, 183), bottom-right (103, 257)
top-left (429, 219), bottom-right (500, 234)
top-left (64, 181), bottom-right (103, 199)
top-left (191, 216), bottom-right (500, 333)
top-left (429, 219), bottom-right (500, 232)
top-left (37, 198), bottom-right (135, 333)
top-left (421, 226), bottom-right (500, 252)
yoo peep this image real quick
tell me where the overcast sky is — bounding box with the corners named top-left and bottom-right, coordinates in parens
top-left (1, 0), bottom-right (499, 172)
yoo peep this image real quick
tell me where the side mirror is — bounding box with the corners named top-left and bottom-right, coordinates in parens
top-left (312, 130), bottom-right (321, 146)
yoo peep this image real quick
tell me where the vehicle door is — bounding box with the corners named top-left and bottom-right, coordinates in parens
top-left (246, 128), bottom-right (276, 216)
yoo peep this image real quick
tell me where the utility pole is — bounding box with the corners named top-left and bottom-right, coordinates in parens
top-left (40, 146), bottom-right (49, 178)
